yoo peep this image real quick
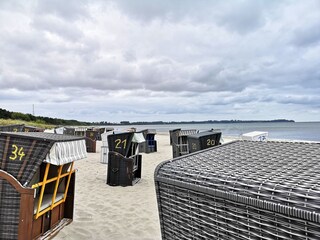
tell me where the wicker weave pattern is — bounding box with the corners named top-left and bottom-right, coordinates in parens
top-left (157, 182), bottom-right (320, 239)
top-left (155, 140), bottom-right (320, 239)
top-left (1, 132), bottom-right (84, 142)
top-left (0, 182), bottom-right (20, 240)
top-left (0, 135), bottom-right (52, 186)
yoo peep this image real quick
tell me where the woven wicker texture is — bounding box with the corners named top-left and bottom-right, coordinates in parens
top-left (155, 140), bottom-right (320, 239)
top-left (0, 134), bottom-right (51, 187)
top-left (108, 132), bottom-right (133, 157)
top-left (1, 132), bottom-right (84, 142)
top-left (0, 182), bottom-right (20, 240)
top-left (0, 124), bottom-right (24, 132)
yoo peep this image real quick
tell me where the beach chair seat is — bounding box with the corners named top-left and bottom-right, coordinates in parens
top-left (107, 152), bottom-right (142, 186)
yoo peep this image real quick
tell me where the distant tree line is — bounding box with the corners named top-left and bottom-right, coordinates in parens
top-left (1, 107), bottom-right (294, 126)
top-left (92, 119), bottom-right (294, 126)
top-left (0, 108), bottom-right (90, 126)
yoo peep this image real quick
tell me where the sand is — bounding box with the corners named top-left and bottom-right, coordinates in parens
top-left (53, 132), bottom-right (173, 240)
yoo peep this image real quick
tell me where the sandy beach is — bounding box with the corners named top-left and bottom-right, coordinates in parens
top-left (53, 132), bottom-right (174, 240)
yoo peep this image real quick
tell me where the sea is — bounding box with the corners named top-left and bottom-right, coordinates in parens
top-left (106, 122), bottom-right (320, 142)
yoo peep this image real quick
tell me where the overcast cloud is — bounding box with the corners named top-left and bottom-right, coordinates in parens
top-left (0, 0), bottom-right (319, 122)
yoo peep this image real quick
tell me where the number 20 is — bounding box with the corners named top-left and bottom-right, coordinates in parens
top-left (206, 139), bottom-right (215, 146)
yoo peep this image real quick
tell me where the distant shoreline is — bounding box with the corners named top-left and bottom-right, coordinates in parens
top-left (98, 119), bottom-right (295, 126)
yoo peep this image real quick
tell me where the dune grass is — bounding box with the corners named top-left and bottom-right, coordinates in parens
top-left (0, 118), bottom-right (55, 130)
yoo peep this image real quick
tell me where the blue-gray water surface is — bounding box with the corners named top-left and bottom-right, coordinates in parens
top-left (106, 122), bottom-right (320, 142)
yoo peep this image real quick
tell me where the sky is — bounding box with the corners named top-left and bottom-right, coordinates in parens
top-left (0, 0), bottom-right (319, 123)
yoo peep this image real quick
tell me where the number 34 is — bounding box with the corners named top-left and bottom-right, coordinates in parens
top-left (9, 144), bottom-right (26, 161)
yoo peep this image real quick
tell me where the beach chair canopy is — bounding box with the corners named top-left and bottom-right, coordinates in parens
top-left (178, 129), bottom-right (198, 137)
top-left (0, 124), bottom-right (25, 132)
top-left (0, 132), bottom-right (86, 187)
top-left (108, 132), bottom-right (145, 157)
top-left (141, 129), bottom-right (157, 135)
top-left (132, 132), bottom-right (145, 143)
top-left (54, 127), bottom-right (65, 134)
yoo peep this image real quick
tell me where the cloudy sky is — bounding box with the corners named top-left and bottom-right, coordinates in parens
top-left (0, 0), bottom-right (319, 123)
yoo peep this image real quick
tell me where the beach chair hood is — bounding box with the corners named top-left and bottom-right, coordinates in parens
top-left (132, 132), bottom-right (145, 143)
top-left (0, 132), bottom-right (86, 187)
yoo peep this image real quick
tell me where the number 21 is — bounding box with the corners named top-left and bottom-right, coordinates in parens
top-left (115, 139), bottom-right (127, 149)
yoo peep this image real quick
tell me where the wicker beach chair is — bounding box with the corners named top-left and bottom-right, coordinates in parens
top-left (0, 132), bottom-right (87, 240)
top-left (155, 140), bottom-right (320, 239)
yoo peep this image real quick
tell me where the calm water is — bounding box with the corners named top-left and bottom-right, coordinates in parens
top-left (106, 122), bottom-right (320, 142)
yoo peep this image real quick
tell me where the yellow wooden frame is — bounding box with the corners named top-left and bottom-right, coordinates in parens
top-left (32, 162), bottom-right (75, 219)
